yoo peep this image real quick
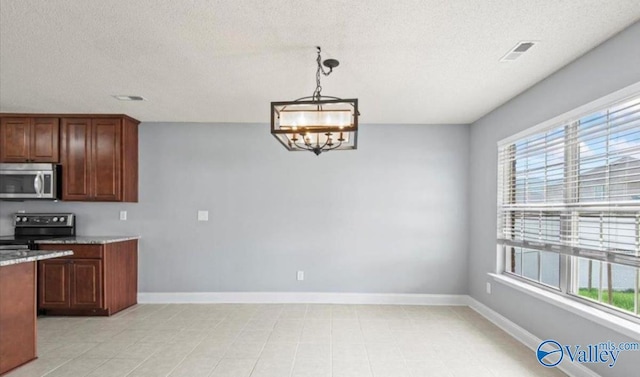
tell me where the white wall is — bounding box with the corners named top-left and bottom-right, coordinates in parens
top-left (469, 21), bottom-right (640, 376)
top-left (0, 123), bottom-right (470, 295)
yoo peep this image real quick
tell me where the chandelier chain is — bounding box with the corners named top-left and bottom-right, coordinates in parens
top-left (313, 46), bottom-right (332, 101)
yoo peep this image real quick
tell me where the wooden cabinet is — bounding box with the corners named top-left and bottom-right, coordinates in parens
top-left (37, 240), bottom-right (138, 316)
top-left (0, 117), bottom-right (59, 162)
top-left (60, 118), bottom-right (91, 200)
top-left (70, 259), bottom-right (103, 308)
top-left (0, 262), bottom-right (37, 374)
top-left (0, 113), bottom-right (138, 202)
top-left (38, 259), bottom-right (71, 308)
top-left (92, 118), bottom-right (122, 201)
top-left (61, 116), bottom-right (138, 202)
top-left (38, 259), bottom-right (102, 310)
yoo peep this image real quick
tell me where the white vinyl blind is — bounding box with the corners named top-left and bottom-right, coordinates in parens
top-left (498, 95), bottom-right (640, 267)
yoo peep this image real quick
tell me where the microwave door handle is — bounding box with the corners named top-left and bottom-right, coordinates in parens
top-left (39, 173), bottom-right (45, 195)
top-left (34, 173), bottom-right (43, 196)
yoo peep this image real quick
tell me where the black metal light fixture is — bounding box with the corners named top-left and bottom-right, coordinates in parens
top-left (271, 47), bottom-right (359, 155)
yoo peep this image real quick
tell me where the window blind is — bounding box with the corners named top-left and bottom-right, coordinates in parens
top-left (497, 95), bottom-right (640, 268)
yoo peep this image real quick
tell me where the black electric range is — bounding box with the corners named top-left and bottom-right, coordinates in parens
top-left (0, 213), bottom-right (76, 250)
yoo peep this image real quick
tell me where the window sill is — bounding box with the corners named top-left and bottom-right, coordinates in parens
top-left (489, 273), bottom-right (640, 342)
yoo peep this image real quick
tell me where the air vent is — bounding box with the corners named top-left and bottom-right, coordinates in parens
top-left (112, 95), bottom-right (146, 101)
top-left (500, 41), bottom-right (537, 62)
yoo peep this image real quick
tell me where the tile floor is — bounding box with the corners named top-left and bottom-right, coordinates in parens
top-left (6, 304), bottom-right (566, 377)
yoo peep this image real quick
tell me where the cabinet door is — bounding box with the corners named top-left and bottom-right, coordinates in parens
top-left (92, 118), bottom-right (122, 201)
top-left (70, 259), bottom-right (103, 309)
top-left (38, 260), bottom-right (70, 309)
top-left (30, 117), bottom-right (60, 162)
top-left (0, 117), bottom-right (30, 162)
top-left (0, 263), bottom-right (36, 374)
top-left (61, 118), bottom-right (92, 200)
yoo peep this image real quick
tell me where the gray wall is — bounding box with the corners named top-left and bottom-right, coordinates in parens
top-left (469, 21), bottom-right (640, 376)
top-left (0, 123), bottom-right (470, 294)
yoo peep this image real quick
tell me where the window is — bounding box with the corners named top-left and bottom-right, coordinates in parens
top-left (497, 94), bottom-right (640, 318)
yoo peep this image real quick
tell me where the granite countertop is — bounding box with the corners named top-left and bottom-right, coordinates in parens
top-left (0, 250), bottom-right (74, 267)
top-left (34, 236), bottom-right (141, 245)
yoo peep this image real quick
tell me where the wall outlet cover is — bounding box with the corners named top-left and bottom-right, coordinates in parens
top-left (486, 282), bottom-right (492, 294)
top-left (119, 211), bottom-right (127, 221)
top-left (197, 210), bottom-right (209, 221)
top-left (297, 271), bottom-right (304, 281)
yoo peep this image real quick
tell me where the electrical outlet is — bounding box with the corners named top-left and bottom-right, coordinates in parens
top-left (197, 210), bottom-right (209, 221)
top-left (297, 271), bottom-right (304, 281)
top-left (119, 211), bottom-right (127, 221)
top-left (486, 282), bottom-right (492, 294)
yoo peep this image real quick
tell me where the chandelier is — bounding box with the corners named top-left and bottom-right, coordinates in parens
top-left (271, 47), bottom-right (359, 155)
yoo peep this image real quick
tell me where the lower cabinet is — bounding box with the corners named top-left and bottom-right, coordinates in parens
top-left (38, 259), bottom-right (102, 310)
top-left (37, 240), bottom-right (137, 316)
top-left (71, 259), bottom-right (102, 308)
top-left (0, 262), bottom-right (36, 375)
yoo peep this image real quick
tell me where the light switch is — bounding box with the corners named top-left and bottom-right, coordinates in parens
top-left (197, 210), bottom-right (209, 221)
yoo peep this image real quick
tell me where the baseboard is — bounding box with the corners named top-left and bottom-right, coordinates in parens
top-left (467, 297), bottom-right (601, 377)
top-left (137, 292), bottom-right (469, 305)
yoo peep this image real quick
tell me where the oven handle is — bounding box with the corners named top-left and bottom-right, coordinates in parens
top-left (34, 172), bottom-right (44, 196)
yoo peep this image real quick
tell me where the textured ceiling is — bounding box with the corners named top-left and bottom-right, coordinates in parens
top-left (1, 0), bottom-right (639, 124)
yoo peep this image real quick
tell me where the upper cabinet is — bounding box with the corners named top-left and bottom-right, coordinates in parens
top-left (0, 117), bottom-right (59, 162)
top-left (0, 113), bottom-right (138, 202)
top-left (61, 116), bottom-right (138, 202)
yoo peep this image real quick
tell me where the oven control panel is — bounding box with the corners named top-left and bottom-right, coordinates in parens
top-left (13, 213), bottom-right (75, 227)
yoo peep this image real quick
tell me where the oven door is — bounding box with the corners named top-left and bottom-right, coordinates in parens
top-left (0, 164), bottom-right (58, 199)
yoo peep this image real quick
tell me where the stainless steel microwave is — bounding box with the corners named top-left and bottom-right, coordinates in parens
top-left (0, 163), bottom-right (61, 200)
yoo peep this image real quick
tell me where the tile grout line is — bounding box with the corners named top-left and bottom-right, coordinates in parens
top-left (399, 305), bottom-right (418, 377)
top-left (356, 306), bottom-right (375, 377)
top-left (120, 304), bottom-right (194, 377)
top-left (329, 306), bottom-right (334, 377)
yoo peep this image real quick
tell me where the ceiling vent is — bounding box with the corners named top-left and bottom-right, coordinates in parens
top-left (112, 95), bottom-right (146, 101)
top-left (500, 41), bottom-right (536, 62)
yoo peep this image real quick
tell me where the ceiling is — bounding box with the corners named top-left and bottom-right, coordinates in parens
top-left (1, 1), bottom-right (639, 124)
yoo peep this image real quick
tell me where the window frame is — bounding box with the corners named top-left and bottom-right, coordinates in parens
top-left (497, 83), bottom-right (640, 322)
